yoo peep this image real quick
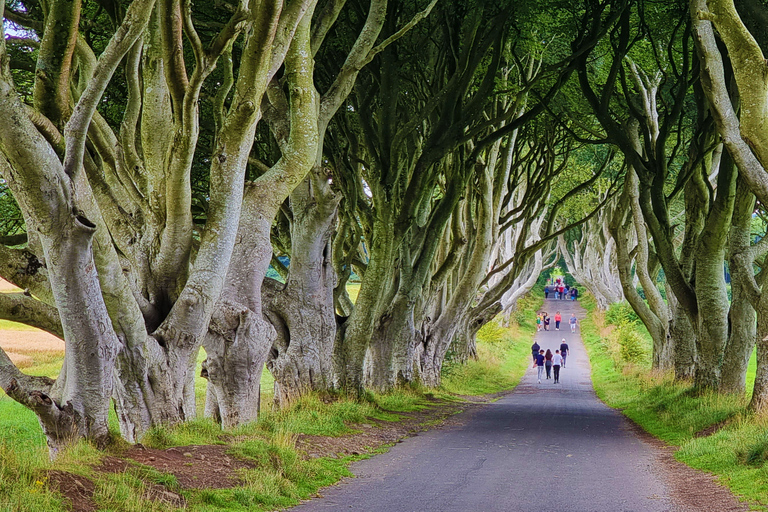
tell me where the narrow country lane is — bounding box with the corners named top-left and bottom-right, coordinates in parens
top-left (289, 297), bottom-right (748, 512)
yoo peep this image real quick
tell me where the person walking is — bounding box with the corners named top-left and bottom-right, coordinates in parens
top-left (543, 314), bottom-right (550, 331)
top-left (560, 339), bottom-right (569, 368)
top-left (545, 349), bottom-right (553, 379)
top-left (531, 341), bottom-right (541, 364)
top-left (570, 313), bottom-right (578, 333)
top-left (534, 350), bottom-right (545, 383)
top-left (571, 286), bottom-right (578, 301)
top-left (555, 311), bottom-right (562, 331)
top-left (559, 284), bottom-right (565, 299)
top-left (536, 313), bottom-right (542, 331)
top-left (544, 286), bottom-right (549, 299)
top-left (552, 350), bottom-right (563, 383)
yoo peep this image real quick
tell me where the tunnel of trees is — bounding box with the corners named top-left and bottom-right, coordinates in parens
top-left (1, 0), bottom-right (768, 455)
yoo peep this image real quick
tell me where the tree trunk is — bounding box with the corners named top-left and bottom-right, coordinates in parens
top-left (749, 295), bottom-right (768, 412)
top-left (721, 180), bottom-right (756, 393)
top-left (339, 207), bottom-right (397, 392)
top-left (265, 173), bottom-right (339, 405)
top-left (670, 300), bottom-right (697, 379)
top-left (364, 292), bottom-right (417, 390)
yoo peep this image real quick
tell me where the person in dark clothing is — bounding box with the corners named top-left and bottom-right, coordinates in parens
top-left (544, 285), bottom-right (549, 299)
top-left (571, 287), bottom-right (578, 301)
top-left (560, 339), bottom-right (569, 368)
top-left (544, 349), bottom-right (553, 379)
top-left (534, 350), bottom-right (545, 383)
top-left (531, 342), bottom-right (541, 363)
top-left (543, 315), bottom-right (550, 331)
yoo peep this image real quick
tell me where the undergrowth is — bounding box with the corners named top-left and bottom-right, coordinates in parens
top-left (581, 294), bottom-right (767, 510)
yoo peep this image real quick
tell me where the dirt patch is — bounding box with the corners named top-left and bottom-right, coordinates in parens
top-left (48, 470), bottom-right (97, 512)
top-left (119, 444), bottom-right (255, 490)
top-left (47, 397), bottom-right (499, 511)
top-left (624, 421), bottom-right (750, 512)
top-left (694, 418), bottom-right (732, 438)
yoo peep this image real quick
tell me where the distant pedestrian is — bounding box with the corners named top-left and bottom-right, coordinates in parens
top-left (554, 287), bottom-right (559, 300)
top-left (560, 339), bottom-right (569, 368)
top-left (559, 284), bottom-right (565, 299)
top-left (555, 311), bottom-right (562, 331)
top-left (571, 287), bottom-right (578, 301)
top-left (570, 313), bottom-right (578, 333)
top-left (553, 350), bottom-right (563, 383)
top-left (536, 313), bottom-right (542, 331)
top-left (545, 349), bottom-right (553, 379)
top-left (534, 350), bottom-right (545, 383)
top-left (532, 341), bottom-right (541, 363)
top-left (544, 286), bottom-right (550, 299)
top-left (543, 314), bottom-right (550, 331)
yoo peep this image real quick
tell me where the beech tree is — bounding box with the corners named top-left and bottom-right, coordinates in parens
top-left (0, 0), bottom-right (315, 452)
top-left (692, 0), bottom-right (768, 408)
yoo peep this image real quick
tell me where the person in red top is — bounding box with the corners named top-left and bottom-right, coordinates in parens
top-left (559, 284), bottom-right (565, 299)
top-left (554, 311), bottom-right (562, 330)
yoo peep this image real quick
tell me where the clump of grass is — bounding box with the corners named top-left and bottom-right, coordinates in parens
top-left (0, 441), bottom-right (64, 512)
top-left (142, 417), bottom-right (228, 449)
top-left (93, 472), bottom-right (183, 512)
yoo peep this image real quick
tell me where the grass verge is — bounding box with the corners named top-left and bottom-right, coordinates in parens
top-left (580, 294), bottom-right (768, 510)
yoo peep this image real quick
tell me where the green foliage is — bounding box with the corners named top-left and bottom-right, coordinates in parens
top-left (615, 322), bottom-right (646, 364)
top-left (605, 301), bottom-right (640, 325)
top-left (0, 180), bottom-right (24, 237)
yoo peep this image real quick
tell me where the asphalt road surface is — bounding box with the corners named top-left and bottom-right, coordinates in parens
top-left (288, 297), bottom-right (716, 512)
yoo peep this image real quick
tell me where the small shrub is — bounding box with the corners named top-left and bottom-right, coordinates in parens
top-left (616, 322), bottom-right (646, 364)
top-left (605, 301), bottom-right (640, 326)
top-left (476, 321), bottom-right (508, 345)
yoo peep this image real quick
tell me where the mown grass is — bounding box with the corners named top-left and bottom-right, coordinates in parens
top-left (0, 285), bottom-right (541, 511)
top-left (580, 294), bottom-right (768, 510)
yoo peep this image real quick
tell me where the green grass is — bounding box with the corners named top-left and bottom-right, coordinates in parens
top-left (440, 286), bottom-right (542, 396)
top-left (580, 294), bottom-right (768, 510)
top-left (0, 319), bottom-right (40, 331)
top-left (0, 283), bottom-right (542, 511)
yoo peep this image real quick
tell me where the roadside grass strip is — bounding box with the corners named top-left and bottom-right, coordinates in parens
top-left (580, 294), bottom-right (768, 510)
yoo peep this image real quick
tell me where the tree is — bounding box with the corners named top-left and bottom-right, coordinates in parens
top-left (0, 0), bottom-right (313, 452)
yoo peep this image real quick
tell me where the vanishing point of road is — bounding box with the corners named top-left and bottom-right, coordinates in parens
top-left (290, 298), bottom-right (748, 512)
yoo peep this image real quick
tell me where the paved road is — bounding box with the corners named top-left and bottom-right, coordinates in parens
top-left (290, 297), bottom-right (678, 512)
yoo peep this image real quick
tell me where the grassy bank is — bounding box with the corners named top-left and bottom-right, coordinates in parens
top-left (579, 295), bottom-right (768, 510)
top-left (0, 290), bottom-right (539, 511)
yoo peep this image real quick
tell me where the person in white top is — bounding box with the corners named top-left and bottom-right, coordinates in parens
top-left (552, 350), bottom-right (564, 383)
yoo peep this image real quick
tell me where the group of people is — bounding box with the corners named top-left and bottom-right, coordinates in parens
top-left (536, 311), bottom-right (578, 332)
top-left (531, 339), bottom-right (570, 384)
top-left (544, 277), bottom-right (578, 301)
